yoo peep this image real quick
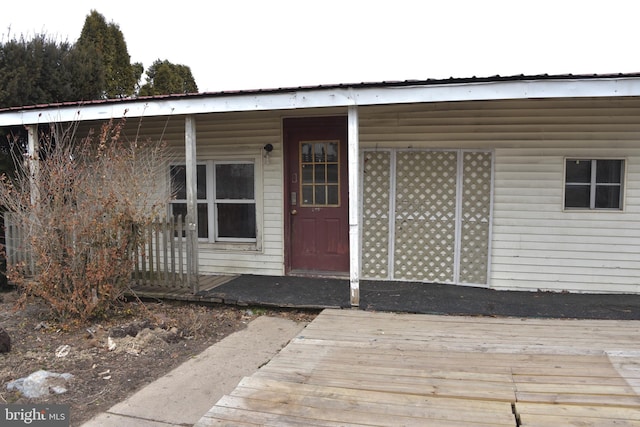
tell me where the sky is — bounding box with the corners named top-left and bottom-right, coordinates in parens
top-left (1, 0), bottom-right (638, 93)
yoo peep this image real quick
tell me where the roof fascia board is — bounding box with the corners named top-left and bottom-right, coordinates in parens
top-left (2, 76), bottom-right (640, 127)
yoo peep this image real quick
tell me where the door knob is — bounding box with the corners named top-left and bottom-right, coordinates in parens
top-left (291, 209), bottom-right (298, 215)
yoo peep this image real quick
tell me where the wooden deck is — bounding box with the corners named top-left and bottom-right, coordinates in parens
top-left (196, 309), bottom-right (640, 426)
top-left (128, 275), bottom-right (237, 302)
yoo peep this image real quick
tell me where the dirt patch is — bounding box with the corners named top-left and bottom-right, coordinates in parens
top-left (0, 287), bottom-right (318, 426)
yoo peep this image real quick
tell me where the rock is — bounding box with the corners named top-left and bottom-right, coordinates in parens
top-left (6, 370), bottom-right (73, 398)
top-left (109, 320), bottom-right (152, 338)
top-left (0, 327), bottom-right (10, 353)
top-left (34, 321), bottom-right (49, 330)
top-left (55, 344), bottom-right (71, 358)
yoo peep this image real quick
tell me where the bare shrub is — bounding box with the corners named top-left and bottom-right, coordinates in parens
top-left (0, 119), bottom-right (170, 322)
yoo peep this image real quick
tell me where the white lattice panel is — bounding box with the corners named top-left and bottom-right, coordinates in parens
top-left (361, 151), bottom-right (391, 279)
top-left (394, 151), bottom-right (457, 282)
top-left (459, 152), bottom-right (492, 284)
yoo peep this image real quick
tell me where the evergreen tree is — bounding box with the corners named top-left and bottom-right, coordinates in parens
top-left (0, 33), bottom-right (105, 108)
top-left (76, 10), bottom-right (142, 98)
top-left (139, 59), bottom-right (198, 96)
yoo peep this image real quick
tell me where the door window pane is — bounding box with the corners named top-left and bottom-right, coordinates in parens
top-left (327, 164), bottom-right (339, 184)
top-left (314, 143), bottom-right (325, 162)
top-left (302, 185), bottom-right (313, 204)
top-left (302, 164), bottom-right (313, 183)
top-left (327, 143), bottom-right (338, 162)
top-left (301, 143), bottom-right (313, 162)
top-left (315, 185), bottom-right (326, 205)
top-left (327, 185), bottom-right (339, 205)
top-left (300, 140), bottom-right (340, 206)
top-left (314, 164), bottom-right (325, 182)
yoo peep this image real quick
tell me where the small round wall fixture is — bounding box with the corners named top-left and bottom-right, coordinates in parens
top-left (264, 144), bottom-right (274, 152)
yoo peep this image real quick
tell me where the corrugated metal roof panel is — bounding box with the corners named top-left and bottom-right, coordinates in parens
top-left (3, 72), bottom-right (640, 113)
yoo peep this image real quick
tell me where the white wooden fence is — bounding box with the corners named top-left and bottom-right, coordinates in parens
top-left (3, 213), bottom-right (199, 293)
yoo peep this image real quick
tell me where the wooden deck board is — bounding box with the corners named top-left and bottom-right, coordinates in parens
top-left (196, 309), bottom-right (640, 426)
top-left (128, 274), bottom-right (237, 302)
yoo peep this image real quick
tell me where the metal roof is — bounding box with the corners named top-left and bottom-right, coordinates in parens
top-left (2, 72), bottom-right (640, 114)
top-left (2, 72), bottom-right (640, 127)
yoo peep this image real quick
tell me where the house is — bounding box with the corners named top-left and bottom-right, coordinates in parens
top-left (2, 73), bottom-right (640, 305)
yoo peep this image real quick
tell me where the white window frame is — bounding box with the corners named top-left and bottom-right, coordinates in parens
top-left (564, 158), bottom-right (625, 211)
top-left (212, 160), bottom-right (257, 243)
top-left (169, 159), bottom-right (259, 244)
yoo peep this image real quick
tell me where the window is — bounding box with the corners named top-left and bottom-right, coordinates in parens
top-left (170, 161), bottom-right (256, 241)
top-left (214, 163), bottom-right (256, 240)
top-left (170, 164), bottom-right (208, 238)
top-left (300, 141), bottom-right (340, 206)
top-left (564, 159), bottom-right (624, 210)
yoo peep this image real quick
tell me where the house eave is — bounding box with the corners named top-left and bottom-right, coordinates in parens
top-left (2, 74), bottom-right (640, 126)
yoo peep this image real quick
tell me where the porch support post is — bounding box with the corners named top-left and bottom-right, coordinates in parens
top-left (27, 125), bottom-right (39, 206)
top-left (347, 105), bottom-right (360, 307)
top-left (185, 115), bottom-right (199, 293)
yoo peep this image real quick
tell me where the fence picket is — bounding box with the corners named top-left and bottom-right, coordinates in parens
top-left (3, 214), bottom-right (196, 292)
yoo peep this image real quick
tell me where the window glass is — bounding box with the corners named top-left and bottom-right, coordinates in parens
top-left (170, 161), bottom-right (256, 242)
top-left (196, 165), bottom-right (207, 199)
top-left (564, 186), bottom-right (590, 208)
top-left (170, 165), bottom-right (186, 200)
top-left (302, 185), bottom-right (313, 204)
top-left (565, 159), bottom-right (623, 210)
top-left (301, 143), bottom-right (313, 162)
top-left (315, 185), bottom-right (326, 205)
top-left (596, 160), bottom-right (622, 184)
top-left (170, 202), bottom-right (208, 238)
top-left (300, 140), bottom-right (340, 206)
top-left (314, 164), bottom-right (325, 182)
top-left (170, 165), bottom-right (206, 200)
top-left (302, 164), bottom-right (313, 183)
top-left (595, 186), bottom-right (621, 209)
top-left (327, 185), bottom-right (339, 205)
top-left (327, 143), bottom-right (338, 162)
top-left (565, 160), bottom-right (591, 183)
top-left (216, 164), bottom-right (254, 199)
top-left (314, 143), bottom-right (325, 162)
top-left (327, 164), bottom-right (339, 184)
top-left (217, 204), bottom-right (256, 238)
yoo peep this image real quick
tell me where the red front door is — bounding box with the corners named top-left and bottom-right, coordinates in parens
top-left (284, 117), bottom-right (349, 274)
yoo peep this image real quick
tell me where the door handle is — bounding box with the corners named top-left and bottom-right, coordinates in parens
top-left (291, 209), bottom-right (298, 215)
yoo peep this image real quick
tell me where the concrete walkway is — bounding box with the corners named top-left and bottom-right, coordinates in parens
top-left (80, 316), bottom-right (308, 427)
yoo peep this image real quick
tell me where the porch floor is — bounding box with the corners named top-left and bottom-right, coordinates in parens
top-left (196, 308), bottom-right (640, 426)
top-left (129, 274), bottom-right (640, 320)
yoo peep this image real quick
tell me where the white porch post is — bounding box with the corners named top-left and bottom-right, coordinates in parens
top-left (348, 106), bottom-right (360, 307)
top-left (27, 125), bottom-right (39, 206)
top-left (185, 116), bottom-right (199, 292)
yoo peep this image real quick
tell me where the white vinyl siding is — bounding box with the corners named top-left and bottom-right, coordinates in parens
top-left (105, 111), bottom-right (286, 276)
top-left (77, 99), bottom-right (640, 293)
top-left (191, 112), bottom-right (282, 276)
top-left (359, 98), bottom-right (640, 294)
